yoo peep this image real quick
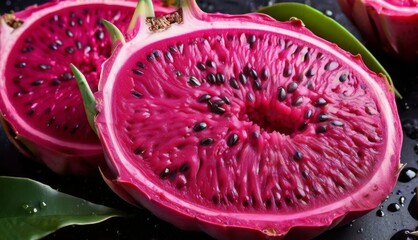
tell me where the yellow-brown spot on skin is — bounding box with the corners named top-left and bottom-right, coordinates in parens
top-left (146, 8), bottom-right (183, 32)
top-left (3, 13), bottom-right (24, 29)
top-left (262, 228), bottom-right (278, 236)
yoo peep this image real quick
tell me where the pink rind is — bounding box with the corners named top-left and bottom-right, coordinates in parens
top-left (338, 0), bottom-right (418, 61)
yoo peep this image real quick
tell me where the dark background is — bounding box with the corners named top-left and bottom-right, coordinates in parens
top-left (1, 1), bottom-right (417, 239)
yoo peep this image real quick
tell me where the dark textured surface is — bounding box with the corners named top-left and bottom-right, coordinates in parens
top-left (1, 1), bottom-right (417, 239)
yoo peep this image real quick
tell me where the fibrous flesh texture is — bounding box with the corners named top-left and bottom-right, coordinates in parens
top-left (338, 0), bottom-right (418, 61)
top-left (95, 1), bottom-right (402, 239)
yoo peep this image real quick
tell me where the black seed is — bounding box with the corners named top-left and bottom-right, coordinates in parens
top-left (27, 109), bottom-right (35, 116)
top-left (31, 79), bottom-right (44, 86)
top-left (51, 15), bottom-right (59, 22)
top-left (206, 60), bottom-right (216, 68)
top-left (220, 95), bottom-right (230, 105)
top-left (160, 168), bottom-right (170, 179)
top-left (317, 113), bottom-right (328, 122)
top-left (261, 68), bottom-right (269, 80)
top-left (47, 116), bottom-right (55, 127)
top-left (175, 71), bottom-right (182, 77)
top-left (249, 69), bottom-right (258, 80)
top-left (247, 34), bottom-right (256, 46)
top-left (147, 53), bottom-right (155, 61)
top-left (168, 46), bottom-right (178, 53)
top-left (294, 151), bottom-right (303, 161)
top-left (131, 90), bottom-right (143, 98)
top-left (165, 51), bottom-right (173, 63)
top-left (50, 78), bottom-right (61, 86)
top-left (216, 73), bottom-right (225, 84)
top-left (200, 138), bottom-right (214, 146)
top-left (197, 62), bottom-right (206, 71)
top-left (188, 76), bottom-right (201, 87)
top-left (247, 92), bottom-right (255, 103)
top-left (15, 62), bottom-right (27, 68)
top-left (152, 51), bottom-right (160, 58)
top-left (292, 96), bottom-right (304, 106)
top-left (227, 134), bottom-right (239, 147)
top-left (69, 20), bottom-right (76, 27)
top-left (14, 91), bottom-right (25, 97)
top-left (316, 125), bottom-right (327, 134)
top-left (65, 47), bottom-right (75, 54)
top-left (229, 77), bottom-right (239, 89)
top-left (66, 29), bottom-right (74, 38)
top-left (180, 163), bottom-right (190, 173)
top-left (49, 43), bottom-right (59, 51)
top-left (243, 65), bottom-right (251, 76)
top-left (38, 64), bottom-right (51, 70)
top-left (315, 98), bottom-right (327, 107)
top-left (331, 120), bottom-right (344, 127)
top-left (136, 62), bottom-right (145, 69)
top-left (193, 122), bottom-right (207, 132)
top-left (84, 45), bottom-right (91, 53)
top-left (298, 122), bottom-right (308, 131)
top-left (21, 46), bottom-right (34, 53)
top-left (306, 68), bottom-right (316, 77)
top-left (177, 43), bottom-right (184, 53)
top-left (134, 147), bottom-right (145, 155)
top-left (70, 124), bottom-right (80, 134)
top-left (278, 87), bottom-right (286, 102)
top-left (325, 61), bottom-right (339, 71)
top-left (239, 73), bottom-right (247, 85)
top-left (198, 94), bottom-right (211, 102)
top-left (77, 18), bottom-right (83, 25)
top-left (304, 109), bottom-right (313, 119)
top-left (212, 99), bottom-right (225, 107)
top-left (95, 30), bottom-right (105, 40)
top-left (75, 40), bottom-right (82, 49)
top-left (60, 72), bottom-right (73, 81)
top-left (210, 103), bottom-right (226, 115)
top-left (253, 79), bottom-right (262, 90)
top-left (207, 73), bottom-right (216, 84)
top-left (132, 69), bottom-right (144, 75)
top-left (96, 18), bottom-right (104, 26)
top-left (317, 52), bottom-right (325, 60)
top-left (287, 82), bottom-right (298, 93)
top-left (339, 73), bottom-right (348, 82)
top-left (283, 64), bottom-right (292, 77)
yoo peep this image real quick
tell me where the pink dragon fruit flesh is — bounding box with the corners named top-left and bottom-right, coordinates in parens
top-left (0, 0), bottom-right (172, 175)
top-left (339, 0), bottom-right (418, 61)
top-left (73, 0), bottom-right (402, 239)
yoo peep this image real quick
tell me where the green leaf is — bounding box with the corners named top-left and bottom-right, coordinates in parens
top-left (70, 64), bottom-right (97, 134)
top-left (258, 2), bottom-right (400, 98)
top-left (102, 19), bottom-right (126, 47)
top-left (0, 176), bottom-right (126, 240)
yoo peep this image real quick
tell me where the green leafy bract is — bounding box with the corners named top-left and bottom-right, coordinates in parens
top-left (0, 176), bottom-right (126, 240)
top-left (258, 2), bottom-right (400, 97)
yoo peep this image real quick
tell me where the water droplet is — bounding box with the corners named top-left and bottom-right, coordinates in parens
top-left (390, 229), bottom-right (418, 240)
top-left (388, 203), bottom-right (401, 212)
top-left (400, 196), bottom-right (406, 206)
top-left (376, 209), bottom-right (385, 217)
top-left (40, 201), bottom-right (47, 208)
top-left (399, 167), bottom-right (417, 183)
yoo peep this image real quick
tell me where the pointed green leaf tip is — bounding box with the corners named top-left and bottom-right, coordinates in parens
top-left (128, 0), bottom-right (156, 31)
top-left (258, 2), bottom-right (401, 98)
top-left (70, 64), bottom-right (97, 134)
top-left (0, 176), bottom-right (126, 240)
top-left (102, 19), bottom-right (126, 46)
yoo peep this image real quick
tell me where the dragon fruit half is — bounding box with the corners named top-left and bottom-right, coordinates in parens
top-left (0, 0), bottom-right (172, 175)
top-left (70, 0), bottom-right (403, 239)
top-left (339, 0), bottom-right (418, 61)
